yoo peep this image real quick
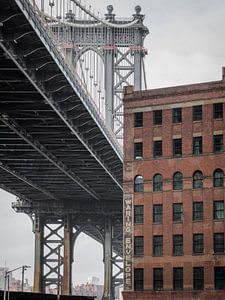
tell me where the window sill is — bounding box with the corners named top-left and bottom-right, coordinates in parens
top-left (173, 253), bottom-right (183, 256)
top-left (192, 252), bottom-right (204, 255)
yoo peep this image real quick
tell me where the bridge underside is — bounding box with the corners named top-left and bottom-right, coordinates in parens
top-left (0, 0), bottom-right (123, 297)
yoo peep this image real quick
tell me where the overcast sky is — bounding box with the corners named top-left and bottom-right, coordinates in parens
top-left (1, 0), bottom-right (225, 287)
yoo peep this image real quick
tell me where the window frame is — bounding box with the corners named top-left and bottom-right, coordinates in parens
top-left (193, 267), bottom-right (204, 290)
top-left (173, 172), bottom-right (183, 190)
top-left (153, 140), bottom-right (162, 158)
top-left (134, 236), bottom-right (144, 256)
top-left (134, 175), bottom-right (144, 192)
top-left (153, 110), bottom-right (162, 125)
top-left (153, 204), bottom-right (163, 223)
top-left (134, 268), bottom-right (144, 291)
top-left (173, 268), bottom-right (183, 291)
top-left (134, 142), bottom-right (143, 160)
top-left (193, 171), bottom-right (203, 189)
top-left (213, 169), bottom-right (224, 188)
top-left (193, 105), bottom-right (202, 121)
top-left (213, 134), bottom-right (224, 153)
top-left (173, 203), bottom-right (183, 222)
top-left (173, 138), bottom-right (182, 156)
top-left (193, 233), bottom-right (204, 254)
top-left (193, 202), bottom-right (203, 221)
top-left (153, 268), bottom-right (163, 291)
top-left (213, 103), bottom-right (223, 119)
top-left (214, 201), bottom-right (224, 220)
top-left (173, 234), bottom-right (183, 255)
top-left (134, 112), bottom-right (143, 128)
top-left (214, 233), bottom-right (224, 254)
top-left (153, 235), bottom-right (163, 256)
top-left (134, 205), bottom-right (144, 224)
top-left (193, 136), bottom-right (202, 155)
top-left (172, 107), bottom-right (182, 123)
top-left (215, 267), bottom-right (225, 290)
top-left (153, 173), bottom-right (163, 192)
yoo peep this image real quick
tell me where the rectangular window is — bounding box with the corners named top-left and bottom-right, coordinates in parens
top-left (214, 134), bottom-right (223, 153)
top-left (134, 268), bottom-right (144, 291)
top-left (193, 234), bottom-right (204, 254)
top-left (134, 112), bottom-right (143, 127)
top-left (215, 267), bottom-right (225, 290)
top-left (134, 142), bottom-right (143, 159)
top-left (134, 205), bottom-right (144, 224)
top-left (153, 204), bottom-right (163, 223)
top-left (193, 267), bottom-right (204, 290)
top-left (153, 268), bottom-right (163, 291)
top-left (213, 103), bottom-right (223, 119)
top-left (193, 202), bottom-right (203, 221)
top-left (214, 201), bottom-right (224, 220)
top-left (153, 235), bottom-right (163, 256)
top-left (172, 107), bottom-right (182, 123)
top-left (193, 137), bottom-right (202, 155)
top-left (134, 236), bottom-right (144, 256)
top-left (173, 235), bottom-right (183, 255)
top-left (153, 140), bottom-right (162, 157)
top-left (173, 268), bottom-right (183, 290)
top-left (214, 233), bottom-right (224, 253)
top-left (173, 203), bottom-right (183, 222)
top-left (153, 110), bottom-right (162, 125)
top-left (193, 105), bottom-right (202, 121)
top-left (173, 138), bottom-right (182, 156)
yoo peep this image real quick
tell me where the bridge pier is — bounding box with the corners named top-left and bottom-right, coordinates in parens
top-left (102, 217), bottom-right (113, 300)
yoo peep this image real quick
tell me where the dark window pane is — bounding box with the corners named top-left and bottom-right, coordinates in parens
top-left (173, 268), bottom-right (183, 290)
top-left (153, 235), bottom-right (163, 256)
top-left (214, 201), bottom-right (224, 220)
top-left (173, 172), bottom-right (183, 190)
top-left (214, 233), bottom-right (224, 253)
top-left (134, 268), bottom-right (144, 291)
top-left (134, 112), bottom-right (143, 127)
top-left (193, 137), bottom-right (202, 155)
top-left (173, 139), bottom-right (182, 156)
top-left (173, 203), bottom-right (183, 222)
top-left (215, 267), bottom-right (225, 290)
top-left (173, 235), bottom-right (183, 255)
top-left (173, 108), bottom-right (182, 123)
top-left (193, 202), bottom-right (203, 221)
top-left (193, 234), bottom-right (204, 254)
top-left (213, 103), bottom-right (223, 119)
top-left (134, 142), bottom-right (143, 160)
top-left (193, 171), bottom-right (203, 189)
top-left (134, 236), bottom-right (144, 256)
top-left (153, 110), bottom-right (162, 125)
top-left (134, 175), bottom-right (144, 192)
top-left (193, 105), bottom-right (202, 121)
top-left (153, 174), bottom-right (163, 191)
top-left (153, 141), bottom-right (162, 157)
top-left (134, 205), bottom-right (144, 224)
top-left (153, 204), bottom-right (163, 223)
top-left (153, 268), bottom-right (163, 291)
top-left (214, 169), bottom-right (224, 187)
top-left (193, 267), bottom-right (204, 290)
top-left (214, 135), bottom-right (223, 153)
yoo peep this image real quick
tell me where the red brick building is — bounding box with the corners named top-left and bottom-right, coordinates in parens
top-left (123, 71), bottom-right (225, 300)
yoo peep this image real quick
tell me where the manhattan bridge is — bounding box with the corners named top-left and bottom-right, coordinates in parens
top-left (0, 0), bottom-right (149, 299)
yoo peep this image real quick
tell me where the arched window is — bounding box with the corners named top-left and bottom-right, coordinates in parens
top-left (134, 175), bottom-right (144, 192)
top-left (153, 174), bottom-right (163, 191)
top-left (193, 171), bottom-right (203, 189)
top-left (214, 169), bottom-right (224, 187)
top-left (173, 172), bottom-right (183, 190)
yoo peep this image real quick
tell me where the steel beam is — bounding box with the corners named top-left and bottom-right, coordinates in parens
top-left (62, 215), bottom-right (72, 295)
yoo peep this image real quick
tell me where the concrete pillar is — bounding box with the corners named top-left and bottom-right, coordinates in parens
top-left (134, 28), bottom-right (142, 91)
top-left (33, 215), bottom-right (44, 293)
top-left (62, 215), bottom-right (72, 295)
top-left (102, 217), bottom-right (113, 300)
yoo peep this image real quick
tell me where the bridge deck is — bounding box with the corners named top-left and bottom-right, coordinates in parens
top-left (0, 0), bottom-right (123, 252)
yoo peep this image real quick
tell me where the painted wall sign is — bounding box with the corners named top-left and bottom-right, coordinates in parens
top-left (123, 194), bottom-right (133, 291)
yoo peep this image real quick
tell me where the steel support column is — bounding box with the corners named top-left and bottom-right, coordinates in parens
top-left (134, 27), bottom-right (142, 91)
top-left (62, 215), bottom-right (72, 295)
top-left (102, 217), bottom-right (113, 300)
top-left (33, 215), bottom-right (44, 293)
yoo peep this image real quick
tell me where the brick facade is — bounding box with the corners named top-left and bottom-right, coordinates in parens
top-left (123, 75), bottom-right (225, 299)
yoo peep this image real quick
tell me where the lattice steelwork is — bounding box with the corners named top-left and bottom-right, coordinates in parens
top-left (34, 0), bottom-right (149, 140)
